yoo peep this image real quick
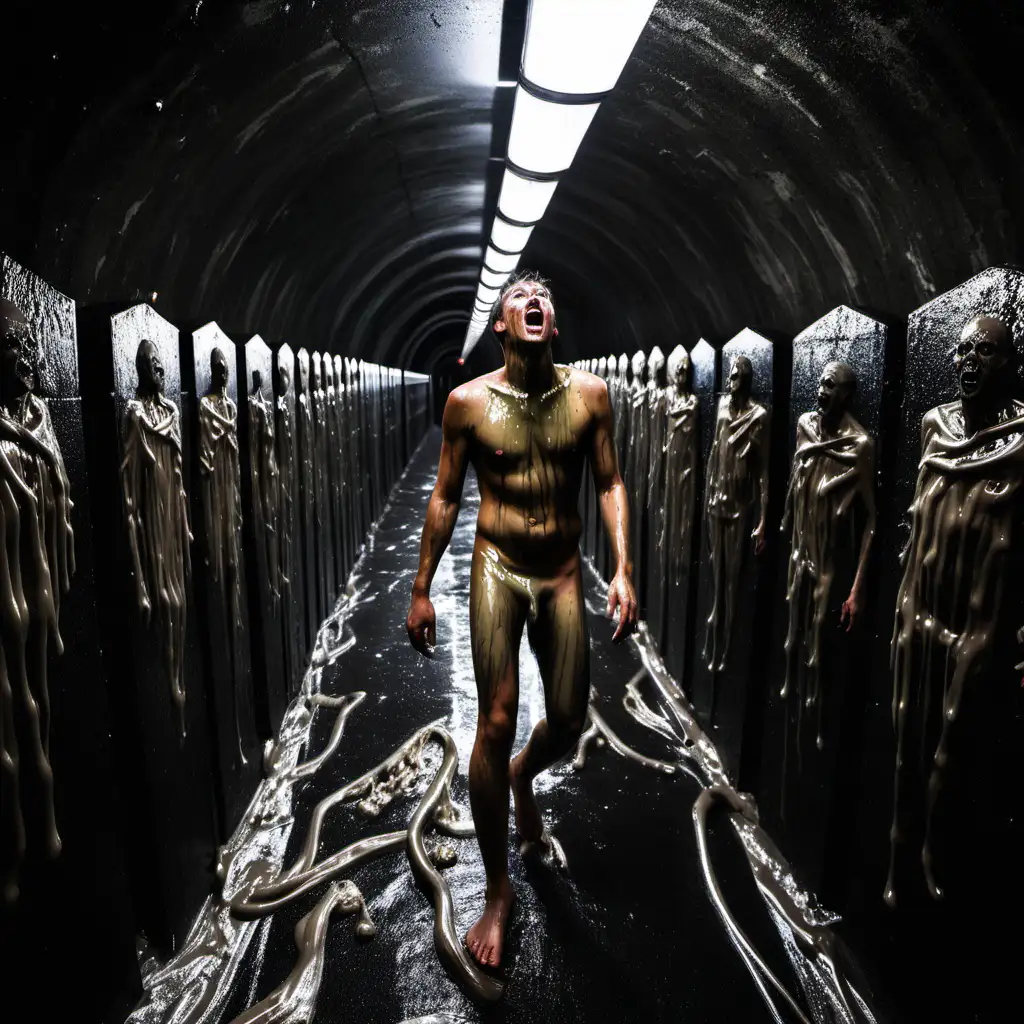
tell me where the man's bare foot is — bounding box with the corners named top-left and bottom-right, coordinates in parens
top-left (510, 752), bottom-right (543, 843)
top-left (465, 877), bottom-right (515, 968)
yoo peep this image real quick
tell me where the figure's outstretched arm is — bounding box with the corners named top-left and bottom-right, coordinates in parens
top-left (407, 390), bottom-right (470, 656)
top-left (588, 378), bottom-right (638, 643)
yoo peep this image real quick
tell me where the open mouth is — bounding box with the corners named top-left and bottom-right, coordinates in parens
top-left (960, 370), bottom-right (980, 395)
top-left (524, 308), bottom-right (544, 331)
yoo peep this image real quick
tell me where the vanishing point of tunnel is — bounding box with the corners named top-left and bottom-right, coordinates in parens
top-left (2, 2), bottom-right (1022, 1023)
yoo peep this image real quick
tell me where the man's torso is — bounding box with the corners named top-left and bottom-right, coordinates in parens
top-left (460, 365), bottom-right (595, 573)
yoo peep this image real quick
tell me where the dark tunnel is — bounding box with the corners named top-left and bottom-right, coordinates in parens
top-left (2, 2), bottom-right (1022, 1022)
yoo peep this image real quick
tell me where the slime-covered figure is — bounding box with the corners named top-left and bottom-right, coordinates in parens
top-left (406, 272), bottom-right (637, 970)
top-left (781, 362), bottom-right (875, 750)
top-left (662, 345), bottom-right (699, 608)
top-left (1, 298), bottom-right (75, 903)
top-left (887, 314), bottom-right (1024, 906)
top-left (198, 347), bottom-right (245, 762)
top-left (121, 339), bottom-right (192, 735)
top-left (702, 355), bottom-right (769, 673)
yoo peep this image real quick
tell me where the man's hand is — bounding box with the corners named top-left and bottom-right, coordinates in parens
top-left (606, 570), bottom-right (638, 643)
top-left (406, 590), bottom-right (437, 657)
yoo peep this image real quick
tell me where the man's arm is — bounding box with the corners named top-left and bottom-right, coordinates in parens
top-left (406, 389), bottom-right (470, 655)
top-left (586, 376), bottom-right (638, 643)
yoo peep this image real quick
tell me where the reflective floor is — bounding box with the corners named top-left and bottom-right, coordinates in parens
top-left (140, 430), bottom-right (876, 1024)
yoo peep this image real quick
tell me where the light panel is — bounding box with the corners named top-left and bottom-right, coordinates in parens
top-left (506, 88), bottom-right (600, 175)
top-left (491, 215), bottom-right (534, 254)
top-left (484, 246), bottom-right (520, 273)
top-left (496, 168), bottom-right (559, 225)
top-left (522, 0), bottom-right (658, 96)
top-left (481, 266), bottom-right (512, 290)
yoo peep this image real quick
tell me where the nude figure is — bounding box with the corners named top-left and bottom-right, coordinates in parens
top-left (406, 272), bottom-right (638, 970)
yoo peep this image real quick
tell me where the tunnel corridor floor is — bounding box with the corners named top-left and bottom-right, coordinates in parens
top-left (137, 430), bottom-right (878, 1024)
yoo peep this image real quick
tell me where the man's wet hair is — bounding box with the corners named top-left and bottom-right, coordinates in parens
top-left (489, 270), bottom-right (554, 342)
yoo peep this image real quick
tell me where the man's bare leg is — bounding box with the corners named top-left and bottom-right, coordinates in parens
top-left (465, 543), bottom-right (527, 968)
top-left (511, 557), bottom-right (590, 847)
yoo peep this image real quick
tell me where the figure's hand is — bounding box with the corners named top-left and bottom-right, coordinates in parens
top-left (406, 590), bottom-right (436, 657)
top-left (840, 590), bottom-right (860, 632)
top-left (606, 571), bottom-right (638, 644)
top-left (752, 521), bottom-right (766, 555)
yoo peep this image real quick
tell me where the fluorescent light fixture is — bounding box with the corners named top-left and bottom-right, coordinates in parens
top-left (506, 88), bottom-right (600, 175)
top-left (522, 0), bottom-right (657, 96)
top-left (461, 0), bottom-right (657, 361)
top-left (484, 246), bottom-right (520, 273)
top-left (497, 167), bottom-right (559, 225)
top-left (481, 266), bottom-right (511, 290)
top-left (491, 215), bottom-right (534, 253)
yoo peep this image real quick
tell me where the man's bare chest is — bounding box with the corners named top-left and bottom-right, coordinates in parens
top-left (473, 389), bottom-right (587, 473)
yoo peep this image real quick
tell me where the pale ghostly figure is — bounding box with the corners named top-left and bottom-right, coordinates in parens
top-left (1, 298), bottom-right (75, 903)
top-left (702, 355), bottom-right (769, 674)
top-left (887, 314), bottom-right (1024, 906)
top-left (781, 361), bottom-right (875, 752)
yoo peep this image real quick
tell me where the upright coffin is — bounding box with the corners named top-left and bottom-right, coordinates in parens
top-left (689, 329), bottom-right (781, 784)
top-left (82, 301), bottom-right (217, 951)
top-left (275, 343), bottom-right (306, 692)
top-left (186, 323), bottom-right (261, 836)
top-left (296, 348), bottom-right (319, 644)
top-left (853, 269), bottom-right (1024, 1023)
top-left (759, 306), bottom-right (889, 897)
top-left (311, 353), bottom-right (334, 613)
top-left (1, 257), bottom-right (139, 1019)
top-left (241, 335), bottom-right (288, 737)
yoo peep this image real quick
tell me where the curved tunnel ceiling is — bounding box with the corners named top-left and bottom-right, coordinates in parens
top-left (4, 1), bottom-right (1022, 370)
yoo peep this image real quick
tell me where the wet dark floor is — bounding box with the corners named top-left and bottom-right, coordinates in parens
top-left (214, 431), bottom-right (798, 1024)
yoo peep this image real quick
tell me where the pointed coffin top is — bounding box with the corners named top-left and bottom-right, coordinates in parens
top-left (192, 321), bottom-right (236, 402)
top-left (794, 305), bottom-right (886, 347)
top-left (1, 251), bottom-right (78, 399)
top-left (111, 302), bottom-right (182, 404)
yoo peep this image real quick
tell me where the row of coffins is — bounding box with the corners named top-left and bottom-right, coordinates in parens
top-left (0, 252), bottom-right (431, 1021)
top-left (573, 266), bottom-right (1023, 927)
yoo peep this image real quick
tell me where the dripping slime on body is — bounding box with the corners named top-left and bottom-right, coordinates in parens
top-left (121, 338), bottom-right (192, 735)
top-left (198, 346), bottom-right (247, 764)
top-left (887, 314), bottom-right (1024, 906)
top-left (702, 355), bottom-right (769, 677)
top-left (0, 297), bottom-right (75, 903)
top-left (780, 362), bottom-right (876, 752)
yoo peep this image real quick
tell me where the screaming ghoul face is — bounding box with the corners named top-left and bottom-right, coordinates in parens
top-left (494, 278), bottom-right (556, 345)
top-left (817, 361), bottom-right (856, 421)
top-left (954, 315), bottom-right (1012, 403)
top-left (211, 347), bottom-right (230, 392)
top-left (728, 356), bottom-right (752, 399)
top-left (136, 339), bottom-right (166, 396)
